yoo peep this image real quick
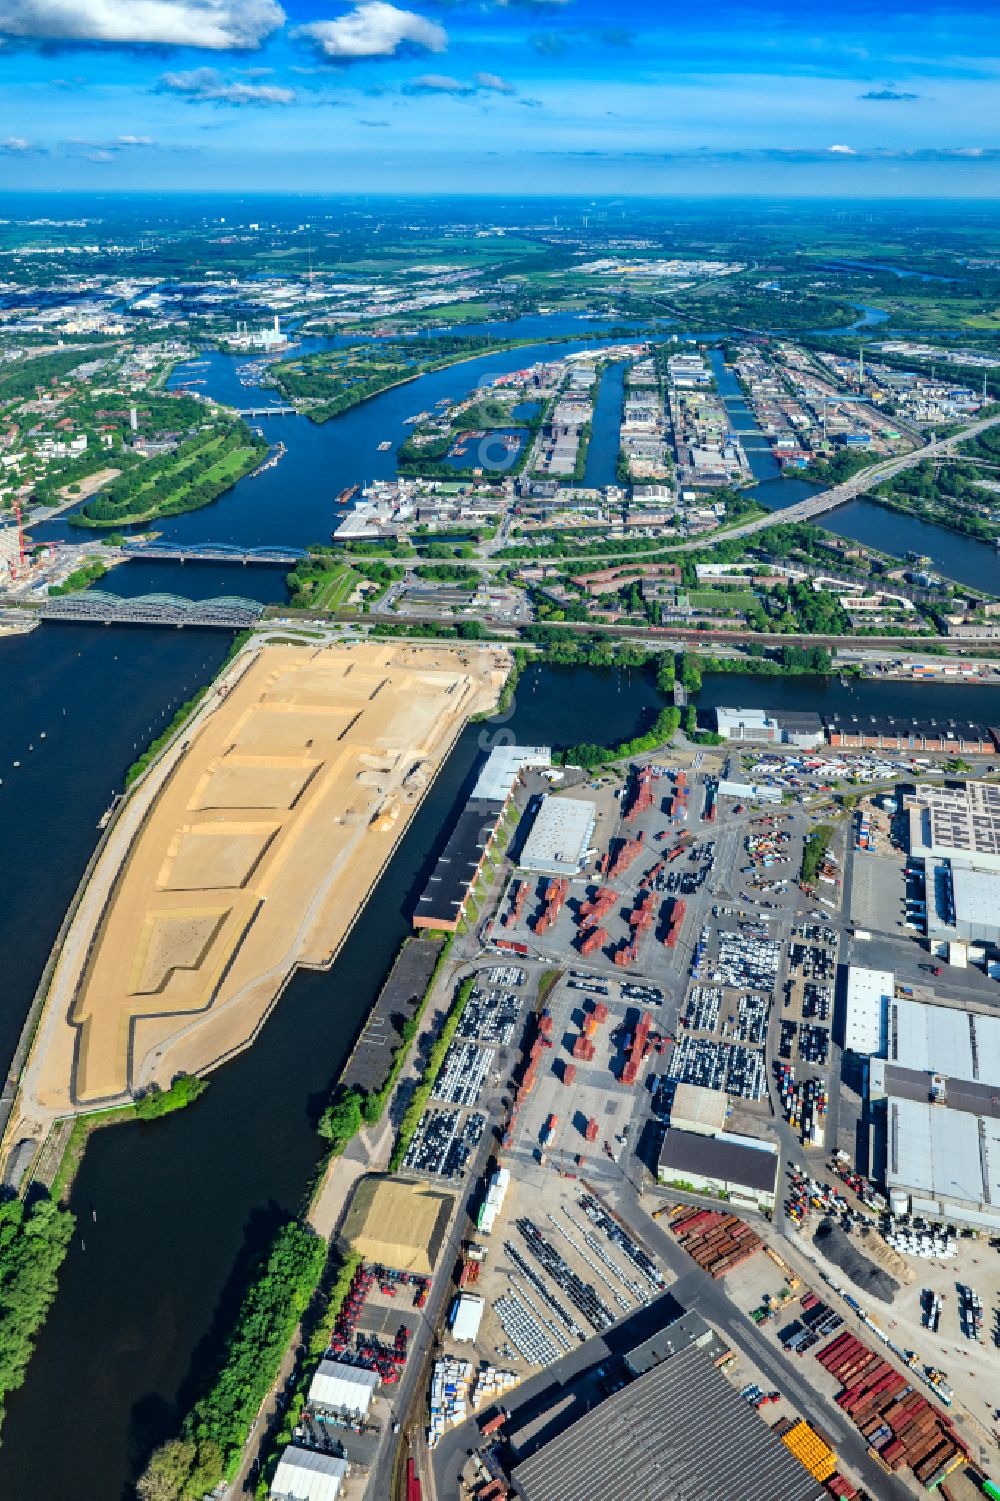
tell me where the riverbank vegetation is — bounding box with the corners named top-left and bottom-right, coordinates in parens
top-left (49, 1075), bottom-right (210, 1203)
top-left (869, 447), bottom-right (1000, 545)
top-left (47, 558), bottom-right (108, 595)
top-left (272, 334), bottom-right (564, 424)
top-left (138, 1219), bottom-right (327, 1501)
top-left (0, 1194), bottom-right (75, 1431)
top-left (317, 935), bottom-right (453, 1152)
top-left (70, 423), bottom-right (265, 528)
top-left (286, 549), bottom-right (403, 611)
top-left (557, 702), bottom-right (682, 770)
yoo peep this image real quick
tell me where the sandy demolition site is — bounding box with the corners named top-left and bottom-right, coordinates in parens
top-left (18, 640), bottom-right (508, 1118)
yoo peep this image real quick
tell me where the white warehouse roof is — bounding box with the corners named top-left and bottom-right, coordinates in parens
top-left (889, 997), bottom-right (1000, 1087)
top-left (271, 1447), bottom-right (349, 1501)
top-left (450, 1292), bottom-right (484, 1343)
top-left (844, 967), bottom-right (893, 1054)
top-left (307, 1358), bottom-right (379, 1416)
top-left (472, 745), bottom-right (551, 804)
top-left (887, 1096), bottom-right (990, 1209)
top-left (951, 865), bottom-right (1000, 933)
top-left (519, 795), bottom-right (596, 876)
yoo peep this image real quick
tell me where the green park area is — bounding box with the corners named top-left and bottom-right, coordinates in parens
top-left (70, 424), bottom-right (265, 528)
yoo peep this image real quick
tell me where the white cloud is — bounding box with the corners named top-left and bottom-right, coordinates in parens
top-left (294, 2), bottom-right (446, 60)
top-left (828, 143), bottom-right (856, 154)
top-left (474, 70), bottom-right (514, 93)
top-left (408, 72), bottom-right (468, 92)
top-left (159, 65), bottom-right (295, 102)
top-left (0, 0), bottom-right (285, 50)
top-left (0, 136), bottom-right (34, 151)
top-left (116, 133), bottom-right (155, 144)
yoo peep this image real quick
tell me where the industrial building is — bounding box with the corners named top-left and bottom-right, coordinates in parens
top-left (307, 1359), bottom-right (380, 1420)
top-left (271, 1447), bottom-right (349, 1501)
top-left (518, 795), bottom-right (597, 876)
top-left (881, 1094), bottom-right (1000, 1229)
top-left (509, 1339), bottom-right (824, 1501)
top-left (341, 1176), bottom-right (454, 1276)
top-left (669, 1082), bottom-right (729, 1136)
top-left (657, 1129), bottom-right (779, 1211)
top-left (825, 715), bottom-right (994, 754)
top-left (844, 969), bottom-right (1000, 1227)
top-left (842, 966), bottom-right (893, 1054)
top-left (413, 745), bottom-right (550, 931)
top-left (907, 781), bottom-right (1000, 871)
top-left (449, 1292), bottom-right (485, 1343)
top-left (711, 706), bottom-right (824, 749)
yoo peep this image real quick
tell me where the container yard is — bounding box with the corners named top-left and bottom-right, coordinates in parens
top-left (668, 1206), bottom-right (765, 1278)
top-left (815, 1331), bottom-right (968, 1486)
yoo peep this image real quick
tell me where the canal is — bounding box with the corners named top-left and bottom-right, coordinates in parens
top-left (584, 361), bottom-right (627, 489)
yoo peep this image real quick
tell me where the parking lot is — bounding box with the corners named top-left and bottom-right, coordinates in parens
top-left (401, 966), bottom-right (532, 1184)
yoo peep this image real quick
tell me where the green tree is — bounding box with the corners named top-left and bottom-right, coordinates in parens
top-left (317, 1087), bottom-right (363, 1154)
top-left (136, 1439), bottom-right (199, 1501)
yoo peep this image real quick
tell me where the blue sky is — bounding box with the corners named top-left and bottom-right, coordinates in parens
top-left (0, 0), bottom-right (998, 194)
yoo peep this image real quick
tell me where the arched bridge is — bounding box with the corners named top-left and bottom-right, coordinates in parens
top-left (121, 541), bottom-right (306, 565)
top-left (40, 591), bottom-right (265, 629)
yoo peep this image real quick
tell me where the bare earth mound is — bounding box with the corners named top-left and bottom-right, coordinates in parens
top-left (18, 640), bottom-right (508, 1116)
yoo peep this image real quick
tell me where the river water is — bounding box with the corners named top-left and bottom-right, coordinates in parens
top-left (2, 307), bottom-right (999, 1496)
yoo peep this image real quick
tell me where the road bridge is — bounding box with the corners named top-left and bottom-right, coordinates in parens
top-left (668, 410), bottom-right (1000, 552)
top-left (121, 541), bottom-right (306, 565)
top-left (235, 405), bottom-right (297, 417)
top-left (39, 591), bottom-right (264, 629)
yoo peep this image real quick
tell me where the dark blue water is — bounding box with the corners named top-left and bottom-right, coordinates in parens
top-left (694, 671), bottom-right (1000, 724)
top-left (100, 560), bottom-right (290, 603)
top-left (584, 362), bottom-right (627, 488)
top-left (0, 626), bottom-right (233, 1079)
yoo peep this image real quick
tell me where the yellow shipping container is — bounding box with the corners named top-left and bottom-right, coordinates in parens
top-left (782, 1419), bottom-right (837, 1483)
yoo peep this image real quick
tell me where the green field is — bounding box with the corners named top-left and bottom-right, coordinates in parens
top-left (687, 588), bottom-right (757, 610)
top-left (309, 564), bottom-right (358, 611)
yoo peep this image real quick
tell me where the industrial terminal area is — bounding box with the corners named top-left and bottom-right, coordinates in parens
top-left (256, 713), bottom-right (1000, 1501)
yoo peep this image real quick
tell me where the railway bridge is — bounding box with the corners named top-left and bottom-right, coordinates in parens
top-left (121, 541), bottom-right (306, 565)
top-left (39, 591), bottom-right (264, 629)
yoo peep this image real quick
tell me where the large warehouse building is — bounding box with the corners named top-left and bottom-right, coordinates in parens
top-left (414, 745), bottom-right (550, 931)
top-left (510, 1339), bottom-right (825, 1501)
top-left (907, 781), bottom-right (1000, 871)
top-left (657, 1129), bottom-right (779, 1212)
top-left (711, 706), bottom-right (824, 749)
top-left (341, 1176), bottom-right (454, 1276)
top-left (845, 968), bottom-right (1000, 1228)
top-left (518, 794), bottom-right (596, 876)
top-left (842, 966), bottom-right (894, 1054)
